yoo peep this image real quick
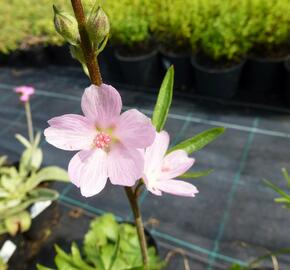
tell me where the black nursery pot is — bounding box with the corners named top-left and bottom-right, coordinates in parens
top-left (115, 49), bottom-right (162, 87)
top-left (21, 46), bottom-right (50, 67)
top-left (46, 45), bottom-right (78, 66)
top-left (160, 47), bottom-right (193, 91)
top-left (241, 54), bottom-right (290, 94)
top-left (191, 54), bottom-right (245, 99)
top-left (98, 45), bottom-right (123, 83)
top-left (285, 60), bottom-right (290, 104)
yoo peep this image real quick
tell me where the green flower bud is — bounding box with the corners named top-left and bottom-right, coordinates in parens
top-left (53, 5), bottom-right (80, 46)
top-left (86, 5), bottom-right (110, 53)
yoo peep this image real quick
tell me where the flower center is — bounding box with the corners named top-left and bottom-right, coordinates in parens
top-left (94, 132), bottom-right (112, 149)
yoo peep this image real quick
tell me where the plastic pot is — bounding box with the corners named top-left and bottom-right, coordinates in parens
top-left (98, 45), bottom-right (123, 83)
top-left (285, 60), bottom-right (290, 104)
top-left (46, 45), bottom-right (78, 66)
top-left (191, 54), bottom-right (245, 99)
top-left (159, 47), bottom-right (193, 91)
top-left (21, 46), bottom-right (50, 67)
top-left (241, 54), bottom-right (290, 94)
top-left (114, 49), bottom-right (162, 87)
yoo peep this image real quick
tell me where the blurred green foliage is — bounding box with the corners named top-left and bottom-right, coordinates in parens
top-left (103, 0), bottom-right (151, 50)
top-left (200, 0), bottom-right (253, 61)
top-left (0, 0), bottom-right (289, 58)
top-left (37, 213), bottom-right (164, 270)
top-left (248, 0), bottom-right (290, 51)
top-left (0, 0), bottom-right (72, 53)
top-left (150, 0), bottom-right (193, 52)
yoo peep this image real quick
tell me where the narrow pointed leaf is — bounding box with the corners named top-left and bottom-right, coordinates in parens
top-left (152, 66), bottom-right (174, 132)
top-left (179, 169), bottom-right (214, 179)
top-left (169, 127), bottom-right (225, 154)
top-left (264, 179), bottom-right (290, 200)
top-left (15, 134), bottom-right (31, 148)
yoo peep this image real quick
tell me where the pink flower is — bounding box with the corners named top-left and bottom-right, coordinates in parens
top-left (44, 84), bottom-right (155, 197)
top-left (143, 131), bottom-right (199, 197)
top-left (14, 86), bottom-right (35, 102)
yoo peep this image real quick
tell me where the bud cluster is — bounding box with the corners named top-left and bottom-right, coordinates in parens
top-left (53, 1), bottom-right (110, 65)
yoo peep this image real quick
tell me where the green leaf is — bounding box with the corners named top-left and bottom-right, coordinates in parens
top-left (0, 156), bottom-right (7, 168)
top-left (0, 188), bottom-right (58, 217)
top-left (179, 169), bottom-right (214, 179)
top-left (0, 258), bottom-right (8, 270)
top-left (152, 66), bottom-right (174, 132)
top-left (33, 131), bottom-right (42, 148)
top-left (15, 134), bottom-right (31, 148)
top-left (169, 127), bottom-right (225, 154)
top-left (4, 210), bottom-right (31, 235)
top-left (29, 188), bottom-right (59, 201)
top-left (25, 166), bottom-right (69, 191)
top-left (282, 168), bottom-right (290, 188)
top-left (264, 179), bottom-right (290, 201)
top-left (20, 147), bottom-right (43, 174)
top-left (108, 234), bottom-right (120, 270)
top-left (36, 264), bottom-right (55, 270)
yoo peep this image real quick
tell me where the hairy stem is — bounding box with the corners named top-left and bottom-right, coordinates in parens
top-left (125, 186), bottom-right (149, 269)
top-left (70, 0), bottom-right (102, 86)
top-left (25, 101), bottom-right (34, 143)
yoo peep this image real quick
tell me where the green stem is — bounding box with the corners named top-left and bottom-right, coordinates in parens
top-left (70, 0), bottom-right (102, 86)
top-left (125, 186), bottom-right (149, 270)
top-left (25, 101), bottom-right (34, 143)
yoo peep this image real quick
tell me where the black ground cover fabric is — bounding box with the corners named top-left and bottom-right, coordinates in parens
top-left (0, 66), bottom-right (290, 269)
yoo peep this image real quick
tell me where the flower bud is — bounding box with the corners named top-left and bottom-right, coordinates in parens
top-left (53, 5), bottom-right (80, 46)
top-left (86, 5), bottom-right (110, 53)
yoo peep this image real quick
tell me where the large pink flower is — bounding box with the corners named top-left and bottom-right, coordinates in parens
top-left (143, 131), bottom-right (199, 197)
top-left (44, 84), bottom-right (155, 197)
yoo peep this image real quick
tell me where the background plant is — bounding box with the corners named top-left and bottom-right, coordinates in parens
top-left (150, 0), bottom-right (193, 53)
top-left (103, 0), bottom-right (151, 52)
top-left (0, 133), bottom-right (68, 236)
top-left (247, 0), bottom-right (290, 54)
top-left (37, 214), bottom-right (164, 270)
top-left (199, 0), bottom-right (253, 62)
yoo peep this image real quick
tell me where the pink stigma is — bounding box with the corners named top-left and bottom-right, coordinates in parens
top-left (94, 132), bottom-right (112, 149)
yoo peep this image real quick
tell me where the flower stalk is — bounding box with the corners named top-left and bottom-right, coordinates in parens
top-left (69, 1), bottom-right (150, 268)
top-left (70, 0), bottom-right (102, 86)
top-left (125, 186), bottom-right (149, 270)
top-left (24, 101), bottom-right (34, 144)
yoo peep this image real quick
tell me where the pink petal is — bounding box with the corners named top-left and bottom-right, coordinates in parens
top-left (44, 114), bottom-right (96, 151)
top-left (107, 144), bottom-right (143, 186)
top-left (68, 149), bottom-right (108, 197)
top-left (81, 84), bottom-right (122, 128)
top-left (160, 150), bottom-right (195, 180)
top-left (114, 109), bottom-right (155, 148)
top-left (156, 179), bottom-right (199, 197)
top-left (20, 94), bottom-right (29, 102)
top-left (14, 86), bottom-right (35, 95)
top-left (143, 176), bottom-right (162, 196)
top-left (144, 131), bottom-right (170, 174)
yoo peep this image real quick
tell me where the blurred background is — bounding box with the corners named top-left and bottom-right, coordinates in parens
top-left (0, 0), bottom-right (290, 269)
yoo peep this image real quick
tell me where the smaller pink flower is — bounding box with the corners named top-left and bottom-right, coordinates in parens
top-left (14, 86), bottom-right (35, 102)
top-left (143, 131), bottom-right (199, 197)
